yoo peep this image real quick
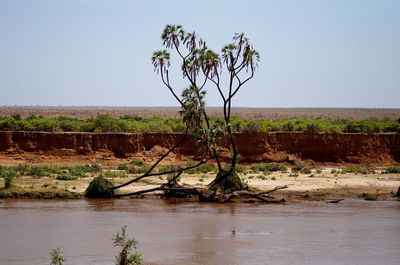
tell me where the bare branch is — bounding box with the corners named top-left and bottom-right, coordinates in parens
top-left (111, 128), bottom-right (189, 190)
top-left (229, 64), bottom-right (255, 101)
top-left (160, 68), bottom-right (183, 106)
top-left (114, 171), bottom-right (183, 198)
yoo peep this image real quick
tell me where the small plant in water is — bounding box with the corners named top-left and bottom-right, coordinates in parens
top-left (113, 225), bottom-right (142, 265)
top-left (50, 248), bottom-right (66, 265)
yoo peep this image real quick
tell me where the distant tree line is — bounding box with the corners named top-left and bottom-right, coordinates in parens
top-left (0, 114), bottom-right (399, 133)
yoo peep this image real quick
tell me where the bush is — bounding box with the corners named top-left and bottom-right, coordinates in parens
top-left (117, 164), bottom-right (129, 170)
top-left (85, 176), bottom-right (114, 198)
top-left (341, 165), bottom-right (373, 175)
top-left (68, 165), bottom-right (87, 178)
top-left (27, 165), bottom-right (53, 177)
top-left (241, 121), bottom-right (260, 134)
top-left (85, 164), bottom-right (102, 173)
top-left (0, 167), bottom-right (17, 188)
top-left (157, 165), bottom-right (179, 174)
top-left (131, 159), bottom-right (145, 166)
top-left (383, 166), bottom-right (400, 174)
top-left (1, 115), bottom-right (399, 133)
top-left (250, 163), bottom-right (287, 173)
top-left (127, 165), bottom-right (150, 174)
top-left (186, 162), bottom-right (216, 174)
top-left (362, 193), bottom-right (378, 201)
top-left (100, 170), bottom-right (120, 178)
top-left (113, 225), bottom-right (142, 265)
top-left (50, 248), bottom-right (66, 265)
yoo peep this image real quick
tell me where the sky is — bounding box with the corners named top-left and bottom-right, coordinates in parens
top-left (0, 0), bottom-right (399, 108)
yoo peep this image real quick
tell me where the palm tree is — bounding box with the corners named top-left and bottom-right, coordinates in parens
top-left (161, 24), bottom-right (185, 49)
top-left (156, 25), bottom-right (260, 192)
top-left (151, 50), bottom-right (170, 73)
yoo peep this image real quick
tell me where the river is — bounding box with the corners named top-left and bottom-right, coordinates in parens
top-left (0, 199), bottom-right (399, 265)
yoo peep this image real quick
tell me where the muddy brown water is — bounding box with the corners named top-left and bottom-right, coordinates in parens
top-left (0, 199), bottom-right (399, 265)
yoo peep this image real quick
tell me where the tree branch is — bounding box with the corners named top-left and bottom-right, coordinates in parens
top-left (111, 127), bottom-right (189, 190)
top-left (114, 171), bottom-right (184, 198)
top-left (160, 68), bottom-right (183, 106)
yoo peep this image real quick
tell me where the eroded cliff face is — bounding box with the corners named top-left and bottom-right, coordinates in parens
top-left (0, 131), bottom-right (399, 165)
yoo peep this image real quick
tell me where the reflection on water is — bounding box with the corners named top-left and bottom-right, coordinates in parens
top-left (0, 199), bottom-right (399, 265)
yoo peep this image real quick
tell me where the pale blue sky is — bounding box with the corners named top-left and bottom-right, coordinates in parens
top-left (0, 0), bottom-right (399, 108)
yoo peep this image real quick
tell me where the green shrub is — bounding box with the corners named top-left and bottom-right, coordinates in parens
top-left (314, 192), bottom-right (329, 197)
top-left (241, 121), bottom-right (260, 134)
top-left (250, 163), bottom-right (287, 173)
top-left (157, 165), bottom-right (179, 174)
top-left (0, 167), bottom-right (17, 188)
top-left (383, 166), bottom-right (400, 174)
top-left (186, 162), bottom-right (215, 174)
top-left (11, 113), bottom-right (21, 120)
top-left (341, 165), bottom-right (372, 175)
top-left (85, 164), bottom-right (102, 173)
top-left (234, 164), bottom-right (246, 174)
top-left (68, 165), bottom-right (87, 178)
top-left (363, 193), bottom-right (378, 201)
top-left (113, 225), bottom-right (142, 265)
top-left (1, 115), bottom-right (399, 133)
top-left (131, 159), bottom-right (145, 166)
top-left (85, 176), bottom-right (114, 198)
top-left (127, 165), bottom-right (151, 174)
top-left (27, 166), bottom-right (51, 177)
top-left (50, 248), bottom-right (66, 265)
top-left (117, 163), bottom-right (129, 170)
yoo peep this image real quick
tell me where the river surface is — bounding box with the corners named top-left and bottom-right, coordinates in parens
top-left (0, 199), bottom-right (399, 265)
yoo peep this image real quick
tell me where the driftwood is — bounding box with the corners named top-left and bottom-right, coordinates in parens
top-left (114, 171), bottom-right (184, 198)
top-left (218, 185), bottom-right (289, 203)
top-left (117, 182), bottom-right (288, 203)
top-left (116, 184), bottom-right (290, 203)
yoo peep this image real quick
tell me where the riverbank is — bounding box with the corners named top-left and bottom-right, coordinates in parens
top-left (1, 167), bottom-right (399, 201)
top-left (1, 131), bottom-right (400, 165)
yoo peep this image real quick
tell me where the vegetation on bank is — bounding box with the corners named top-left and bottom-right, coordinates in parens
top-left (0, 114), bottom-right (399, 133)
top-left (1, 162), bottom-right (399, 199)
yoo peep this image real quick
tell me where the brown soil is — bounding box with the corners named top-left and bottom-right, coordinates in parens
top-left (0, 131), bottom-right (399, 167)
